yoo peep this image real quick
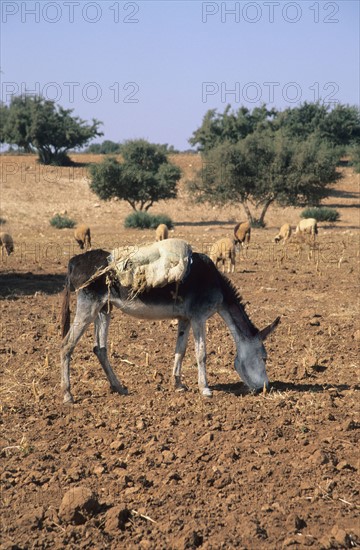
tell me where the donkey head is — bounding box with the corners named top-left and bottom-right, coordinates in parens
top-left (234, 316), bottom-right (280, 390)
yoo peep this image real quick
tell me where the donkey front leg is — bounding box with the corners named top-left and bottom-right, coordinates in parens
top-left (173, 319), bottom-right (191, 392)
top-left (93, 308), bottom-right (128, 396)
top-left (191, 319), bottom-right (212, 397)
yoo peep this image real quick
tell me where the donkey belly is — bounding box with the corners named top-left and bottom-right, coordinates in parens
top-left (114, 297), bottom-right (186, 320)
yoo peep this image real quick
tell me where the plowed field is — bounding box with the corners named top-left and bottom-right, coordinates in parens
top-left (1, 154), bottom-right (359, 549)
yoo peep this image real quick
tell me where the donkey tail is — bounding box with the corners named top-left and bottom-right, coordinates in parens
top-left (61, 275), bottom-right (71, 339)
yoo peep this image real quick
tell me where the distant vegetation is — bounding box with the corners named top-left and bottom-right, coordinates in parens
top-left (350, 145), bottom-right (360, 173)
top-left (1, 97), bottom-right (359, 226)
top-left (188, 102), bottom-right (360, 226)
top-left (89, 140), bottom-right (181, 212)
top-left (50, 214), bottom-right (76, 229)
top-left (301, 207), bottom-right (340, 222)
top-left (124, 212), bottom-right (174, 229)
top-left (189, 102), bottom-right (360, 152)
top-left (0, 96), bottom-right (102, 166)
top-left (84, 140), bottom-right (179, 155)
top-left (85, 140), bottom-right (122, 155)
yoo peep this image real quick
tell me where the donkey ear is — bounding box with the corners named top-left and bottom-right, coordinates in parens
top-left (258, 316), bottom-right (281, 341)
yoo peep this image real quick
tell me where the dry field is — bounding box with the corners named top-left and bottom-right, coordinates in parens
top-left (1, 154), bottom-right (359, 549)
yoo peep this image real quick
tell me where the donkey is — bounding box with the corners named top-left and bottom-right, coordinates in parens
top-left (60, 249), bottom-right (280, 404)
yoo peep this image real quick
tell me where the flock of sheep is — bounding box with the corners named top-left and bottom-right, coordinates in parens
top-left (209, 217), bottom-right (318, 273)
top-left (0, 218), bottom-right (318, 272)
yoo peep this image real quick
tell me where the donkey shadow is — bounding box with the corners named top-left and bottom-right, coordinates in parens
top-left (211, 380), bottom-right (355, 395)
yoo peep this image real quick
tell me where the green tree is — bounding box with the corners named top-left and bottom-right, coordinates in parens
top-left (85, 140), bottom-right (122, 154)
top-left (275, 102), bottom-right (360, 148)
top-left (190, 103), bottom-right (360, 154)
top-left (1, 96), bottom-right (102, 165)
top-left (0, 102), bottom-right (9, 145)
top-left (189, 104), bottom-right (277, 152)
top-left (274, 102), bottom-right (328, 139)
top-left (89, 139), bottom-right (181, 211)
top-left (188, 130), bottom-right (339, 226)
top-left (350, 145), bottom-right (360, 173)
top-left (318, 104), bottom-right (360, 147)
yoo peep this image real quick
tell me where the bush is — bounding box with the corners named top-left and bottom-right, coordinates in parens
top-left (50, 214), bottom-right (76, 229)
top-left (124, 212), bottom-right (174, 230)
top-left (300, 207), bottom-right (340, 222)
top-left (349, 145), bottom-right (360, 173)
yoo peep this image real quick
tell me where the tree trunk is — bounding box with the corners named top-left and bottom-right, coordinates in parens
top-left (257, 198), bottom-right (274, 226)
top-left (242, 201), bottom-right (254, 224)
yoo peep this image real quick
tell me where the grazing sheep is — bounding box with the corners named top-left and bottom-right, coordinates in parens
top-left (210, 237), bottom-right (236, 273)
top-left (155, 223), bottom-right (169, 241)
top-left (274, 223), bottom-right (292, 244)
top-left (234, 221), bottom-right (251, 249)
top-left (295, 218), bottom-right (318, 237)
top-left (0, 232), bottom-right (14, 256)
top-left (284, 232), bottom-right (319, 261)
top-left (74, 225), bottom-right (91, 251)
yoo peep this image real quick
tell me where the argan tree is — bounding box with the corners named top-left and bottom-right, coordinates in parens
top-left (0, 96), bottom-right (102, 165)
top-left (89, 139), bottom-right (181, 211)
top-left (188, 129), bottom-right (339, 226)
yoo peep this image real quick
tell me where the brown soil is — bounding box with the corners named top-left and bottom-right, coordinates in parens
top-left (1, 154), bottom-right (359, 549)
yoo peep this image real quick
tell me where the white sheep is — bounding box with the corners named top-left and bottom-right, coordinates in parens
top-left (0, 232), bottom-right (14, 256)
top-left (74, 224), bottom-right (91, 251)
top-left (155, 223), bottom-right (169, 241)
top-left (234, 221), bottom-right (251, 249)
top-left (274, 223), bottom-right (292, 244)
top-left (295, 218), bottom-right (318, 237)
top-left (210, 237), bottom-right (236, 273)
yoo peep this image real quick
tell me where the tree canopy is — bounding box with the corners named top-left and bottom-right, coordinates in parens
top-left (188, 129), bottom-right (339, 225)
top-left (85, 140), bottom-right (122, 155)
top-left (189, 104), bottom-right (277, 152)
top-left (187, 102), bottom-right (359, 224)
top-left (88, 139), bottom-right (181, 211)
top-left (0, 96), bottom-right (103, 165)
top-left (190, 102), bottom-right (360, 152)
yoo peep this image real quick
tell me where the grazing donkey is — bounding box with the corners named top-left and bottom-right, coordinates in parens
top-left (60, 249), bottom-right (280, 404)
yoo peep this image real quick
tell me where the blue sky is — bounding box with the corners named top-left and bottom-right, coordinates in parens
top-left (1, 0), bottom-right (359, 150)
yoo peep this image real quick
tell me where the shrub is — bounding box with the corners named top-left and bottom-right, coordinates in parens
top-left (50, 214), bottom-right (76, 229)
top-left (124, 212), bottom-right (174, 230)
top-left (349, 145), bottom-right (360, 173)
top-left (300, 207), bottom-right (340, 222)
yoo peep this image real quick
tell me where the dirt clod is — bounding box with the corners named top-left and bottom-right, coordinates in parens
top-left (59, 486), bottom-right (99, 524)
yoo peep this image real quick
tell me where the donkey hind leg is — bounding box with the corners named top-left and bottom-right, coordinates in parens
top-left (61, 292), bottom-right (101, 404)
top-left (173, 319), bottom-right (191, 392)
top-left (191, 319), bottom-right (212, 398)
top-left (93, 308), bottom-right (128, 396)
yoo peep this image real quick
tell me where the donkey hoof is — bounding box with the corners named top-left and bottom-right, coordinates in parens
top-left (175, 383), bottom-right (188, 393)
top-left (111, 385), bottom-right (128, 396)
top-left (202, 388), bottom-right (213, 398)
top-left (63, 393), bottom-right (74, 405)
